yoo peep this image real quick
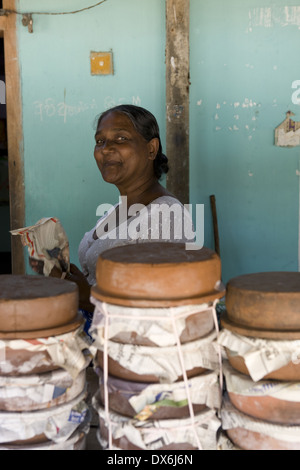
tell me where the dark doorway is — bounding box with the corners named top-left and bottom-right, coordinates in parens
top-left (0, 26), bottom-right (11, 274)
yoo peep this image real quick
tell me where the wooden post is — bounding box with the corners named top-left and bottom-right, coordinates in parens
top-left (165, 0), bottom-right (190, 205)
top-left (3, 0), bottom-right (25, 274)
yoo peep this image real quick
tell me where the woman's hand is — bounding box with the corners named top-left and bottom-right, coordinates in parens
top-left (29, 257), bottom-right (94, 313)
top-left (49, 262), bottom-right (94, 313)
top-left (65, 264), bottom-right (94, 313)
top-left (29, 257), bottom-right (44, 275)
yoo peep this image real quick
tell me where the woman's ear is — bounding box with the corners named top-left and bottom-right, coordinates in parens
top-left (147, 138), bottom-right (159, 160)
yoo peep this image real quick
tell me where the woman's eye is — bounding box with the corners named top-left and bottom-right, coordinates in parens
top-left (95, 136), bottom-right (128, 146)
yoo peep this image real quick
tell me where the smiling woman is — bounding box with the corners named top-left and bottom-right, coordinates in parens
top-left (94, 104), bottom-right (169, 189)
top-left (93, 110), bottom-right (158, 192)
top-left (50, 105), bottom-right (195, 320)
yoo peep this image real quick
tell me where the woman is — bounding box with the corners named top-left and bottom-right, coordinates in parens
top-left (54, 105), bottom-right (194, 313)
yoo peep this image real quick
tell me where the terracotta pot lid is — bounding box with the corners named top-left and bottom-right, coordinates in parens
top-left (0, 275), bottom-right (79, 335)
top-left (92, 242), bottom-right (224, 307)
top-left (221, 311), bottom-right (300, 340)
top-left (225, 272), bottom-right (300, 333)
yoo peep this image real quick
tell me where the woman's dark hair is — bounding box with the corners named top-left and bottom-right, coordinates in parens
top-left (96, 104), bottom-right (169, 180)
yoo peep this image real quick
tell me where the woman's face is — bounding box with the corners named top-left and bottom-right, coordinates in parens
top-left (94, 111), bottom-right (157, 189)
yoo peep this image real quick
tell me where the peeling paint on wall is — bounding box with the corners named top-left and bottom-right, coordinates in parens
top-left (206, 99), bottom-right (260, 136)
top-left (275, 111), bottom-right (300, 147)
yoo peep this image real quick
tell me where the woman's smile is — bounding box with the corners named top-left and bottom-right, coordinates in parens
top-left (102, 160), bottom-right (122, 167)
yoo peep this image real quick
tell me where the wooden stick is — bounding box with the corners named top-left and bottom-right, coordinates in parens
top-left (210, 195), bottom-right (220, 256)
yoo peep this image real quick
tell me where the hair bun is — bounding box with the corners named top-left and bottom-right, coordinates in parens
top-left (154, 152), bottom-right (169, 179)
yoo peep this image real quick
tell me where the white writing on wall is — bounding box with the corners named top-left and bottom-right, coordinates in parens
top-left (103, 95), bottom-right (142, 110)
top-left (33, 96), bottom-right (142, 123)
top-left (33, 98), bottom-right (97, 123)
top-left (247, 6), bottom-right (300, 32)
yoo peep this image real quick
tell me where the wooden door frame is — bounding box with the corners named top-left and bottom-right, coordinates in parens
top-left (1, 0), bottom-right (25, 274)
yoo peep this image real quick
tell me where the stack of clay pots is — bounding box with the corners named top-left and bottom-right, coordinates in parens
top-left (218, 272), bottom-right (300, 450)
top-left (89, 242), bottom-right (225, 450)
top-left (0, 274), bottom-right (91, 450)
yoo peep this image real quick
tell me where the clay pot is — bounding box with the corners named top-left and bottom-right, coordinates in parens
top-left (94, 397), bottom-right (219, 451)
top-left (225, 272), bottom-right (300, 334)
top-left (96, 350), bottom-right (206, 383)
top-left (8, 433), bottom-right (50, 446)
top-left (0, 322), bottom-right (87, 376)
top-left (0, 431), bottom-right (87, 450)
top-left (226, 348), bottom-right (300, 381)
top-left (226, 427), bottom-right (300, 451)
top-left (222, 396), bottom-right (300, 450)
top-left (108, 307), bottom-right (215, 346)
top-left (0, 368), bottom-right (86, 412)
top-left (224, 361), bottom-right (300, 425)
top-left (99, 417), bottom-right (197, 450)
top-left (0, 275), bottom-right (80, 339)
top-left (0, 345), bottom-right (60, 376)
top-left (180, 309), bottom-right (215, 342)
top-left (96, 368), bottom-right (210, 419)
top-left (0, 313), bottom-right (83, 341)
top-left (221, 312), bottom-right (300, 340)
top-left (92, 242), bottom-right (224, 307)
top-left (0, 390), bottom-right (88, 445)
top-left (228, 392), bottom-right (300, 425)
top-left (99, 392), bottom-right (207, 421)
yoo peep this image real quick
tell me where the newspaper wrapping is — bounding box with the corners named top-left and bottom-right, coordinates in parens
top-left (10, 217), bottom-right (70, 276)
top-left (0, 390), bottom-right (89, 444)
top-left (93, 392), bottom-right (221, 450)
top-left (221, 394), bottom-right (300, 443)
top-left (223, 360), bottom-right (300, 402)
top-left (0, 326), bottom-right (93, 378)
top-left (217, 328), bottom-right (300, 381)
top-left (95, 367), bottom-right (221, 418)
top-left (94, 331), bottom-right (220, 383)
top-left (0, 428), bottom-right (87, 450)
top-left (90, 297), bottom-right (214, 347)
top-left (0, 368), bottom-right (86, 411)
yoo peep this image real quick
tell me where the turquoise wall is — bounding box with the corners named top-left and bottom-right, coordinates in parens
top-left (190, 0), bottom-right (300, 282)
top-left (16, 0), bottom-right (300, 283)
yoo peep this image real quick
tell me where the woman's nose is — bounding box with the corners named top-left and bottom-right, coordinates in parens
top-left (95, 140), bottom-right (109, 157)
top-left (102, 140), bottom-right (110, 151)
